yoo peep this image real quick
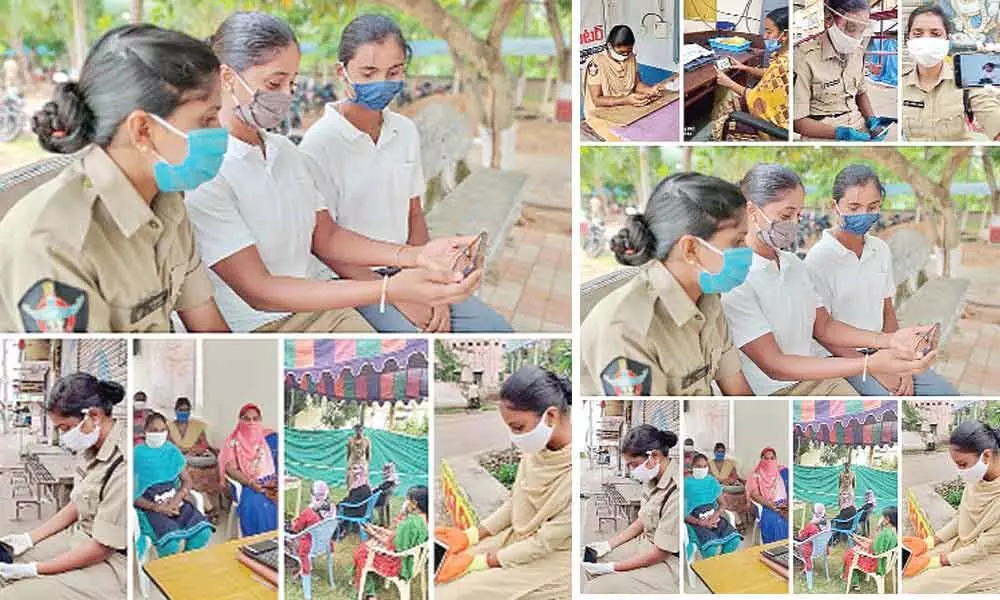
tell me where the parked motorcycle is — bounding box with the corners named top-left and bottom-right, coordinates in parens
top-left (0, 87), bottom-right (26, 142)
top-left (583, 219), bottom-right (608, 258)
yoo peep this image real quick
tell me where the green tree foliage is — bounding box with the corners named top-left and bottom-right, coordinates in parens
top-left (902, 401), bottom-right (924, 432)
top-left (544, 339), bottom-right (571, 377)
top-left (434, 340), bottom-right (462, 383)
top-left (321, 398), bottom-right (364, 429)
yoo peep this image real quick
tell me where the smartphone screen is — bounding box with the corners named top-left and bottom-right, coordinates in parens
top-left (955, 53), bottom-right (1000, 87)
top-left (715, 57), bottom-right (732, 70)
top-left (434, 540), bottom-right (449, 576)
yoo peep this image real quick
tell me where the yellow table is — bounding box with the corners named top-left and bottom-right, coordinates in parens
top-left (692, 541), bottom-right (789, 594)
top-left (143, 532), bottom-right (278, 600)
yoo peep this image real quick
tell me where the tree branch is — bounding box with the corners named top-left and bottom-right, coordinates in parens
top-left (489, 0), bottom-right (523, 49)
top-left (543, 0), bottom-right (568, 81)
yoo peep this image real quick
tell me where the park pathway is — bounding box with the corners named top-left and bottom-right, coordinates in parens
top-left (434, 410), bottom-right (509, 460)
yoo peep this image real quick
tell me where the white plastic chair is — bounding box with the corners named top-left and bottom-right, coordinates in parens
top-left (751, 500), bottom-right (764, 545)
top-left (226, 476), bottom-right (243, 539)
top-left (356, 542), bottom-right (428, 600)
top-left (135, 490), bottom-right (206, 598)
top-left (845, 545), bottom-right (898, 594)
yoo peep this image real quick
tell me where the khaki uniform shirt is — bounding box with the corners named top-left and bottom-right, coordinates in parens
top-left (794, 32), bottom-right (867, 123)
top-left (0, 145), bottom-right (214, 332)
top-left (902, 65), bottom-right (1000, 140)
top-left (73, 419), bottom-right (127, 551)
top-left (643, 467), bottom-right (679, 553)
top-left (347, 436), bottom-right (371, 465)
top-left (581, 261), bottom-right (742, 396)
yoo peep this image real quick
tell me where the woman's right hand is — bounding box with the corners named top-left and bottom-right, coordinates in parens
top-left (629, 93), bottom-right (652, 107)
top-left (0, 533), bottom-right (33, 557)
top-left (869, 349), bottom-right (937, 376)
top-left (389, 268), bottom-right (481, 307)
top-left (435, 527), bottom-right (472, 554)
top-left (394, 302), bottom-right (434, 331)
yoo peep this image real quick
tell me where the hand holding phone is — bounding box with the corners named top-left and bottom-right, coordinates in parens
top-left (715, 56), bottom-right (733, 70)
top-left (918, 323), bottom-right (942, 356)
top-left (452, 231), bottom-right (487, 278)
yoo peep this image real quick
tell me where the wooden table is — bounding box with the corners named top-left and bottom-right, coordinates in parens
top-left (692, 541), bottom-right (789, 594)
top-left (144, 532), bottom-right (279, 600)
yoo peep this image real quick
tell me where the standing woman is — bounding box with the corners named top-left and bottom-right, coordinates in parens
top-left (435, 366), bottom-right (572, 599)
top-left (582, 425), bottom-right (680, 593)
top-left (581, 173), bottom-right (755, 396)
top-left (0, 374), bottom-right (127, 597)
top-left (0, 25), bottom-right (231, 332)
top-left (218, 403), bottom-right (278, 537)
top-left (187, 12), bottom-right (481, 333)
top-left (299, 14), bottom-right (511, 333)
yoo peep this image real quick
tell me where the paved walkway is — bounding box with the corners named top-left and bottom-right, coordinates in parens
top-left (434, 411), bottom-right (510, 460)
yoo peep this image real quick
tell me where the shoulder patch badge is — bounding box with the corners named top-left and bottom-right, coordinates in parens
top-left (18, 279), bottom-right (89, 333)
top-left (600, 356), bottom-right (652, 396)
top-left (588, 61), bottom-right (600, 76)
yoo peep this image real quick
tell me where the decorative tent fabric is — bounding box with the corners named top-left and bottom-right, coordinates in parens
top-left (285, 428), bottom-right (428, 491)
top-left (794, 399), bottom-right (898, 447)
top-left (793, 464), bottom-right (898, 509)
top-left (284, 339), bottom-right (428, 404)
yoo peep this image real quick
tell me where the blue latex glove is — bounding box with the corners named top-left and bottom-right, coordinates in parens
top-left (866, 116), bottom-right (893, 141)
top-left (835, 126), bottom-right (872, 141)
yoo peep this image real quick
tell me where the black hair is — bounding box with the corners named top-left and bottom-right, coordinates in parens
top-left (607, 25), bottom-right (636, 47)
top-left (714, 442), bottom-right (726, 450)
top-left (684, 438), bottom-right (694, 445)
top-left (882, 505), bottom-right (898, 528)
top-left (145, 411), bottom-right (167, 429)
top-left (622, 424), bottom-right (679, 457)
top-left (832, 164), bottom-right (886, 202)
top-left (766, 6), bottom-right (790, 31)
top-left (950, 421), bottom-right (1000, 454)
top-left (906, 3), bottom-right (953, 35)
top-left (500, 365), bottom-right (571, 414)
top-left (32, 24), bottom-right (220, 154)
top-left (174, 397), bottom-right (191, 410)
top-left (208, 12), bottom-right (299, 72)
top-left (338, 14), bottom-right (412, 65)
top-left (692, 452), bottom-right (709, 464)
top-left (46, 372), bottom-right (125, 418)
top-left (407, 484), bottom-right (429, 514)
top-left (134, 391), bottom-right (147, 402)
top-left (828, 0), bottom-right (870, 16)
top-left (741, 163), bottom-right (803, 207)
top-left (610, 173), bottom-right (747, 267)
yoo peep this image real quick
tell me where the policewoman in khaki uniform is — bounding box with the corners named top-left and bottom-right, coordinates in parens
top-left (436, 367), bottom-right (572, 599)
top-left (583, 425), bottom-right (680, 593)
top-left (580, 173), bottom-right (754, 397)
top-left (0, 25), bottom-right (231, 333)
top-left (902, 4), bottom-right (1000, 141)
top-left (793, 0), bottom-right (892, 141)
top-left (346, 424), bottom-right (371, 484)
top-left (0, 373), bottom-right (127, 598)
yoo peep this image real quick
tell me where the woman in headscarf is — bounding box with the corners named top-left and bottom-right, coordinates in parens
top-left (166, 397), bottom-right (222, 517)
top-left (843, 506), bottom-right (897, 591)
top-left (288, 480), bottom-right (335, 593)
top-left (795, 503), bottom-right (829, 587)
top-left (685, 453), bottom-right (742, 558)
top-left (339, 463), bottom-right (374, 518)
top-left (745, 447), bottom-right (789, 544)
top-left (353, 485), bottom-right (429, 600)
top-left (832, 489), bottom-right (858, 546)
top-left (218, 403), bottom-right (277, 536)
top-left (374, 462), bottom-right (400, 525)
top-left (134, 412), bottom-right (215, 556)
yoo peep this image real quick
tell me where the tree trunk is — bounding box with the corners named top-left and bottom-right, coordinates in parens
top-left (131, 0), bottom-right (143, 23)
top-left (70, 0), bottom-right (87, 73)
top-left (638, 146), bottom-right (651, 209)
top-left (12, 33), bottom-right (28, 90)
top-left (682, 147), bottom-right (693, 171)
top-left (542, 0), bottom-right (570, 83)
top-left (983, 152), bottom-right (1000, 215)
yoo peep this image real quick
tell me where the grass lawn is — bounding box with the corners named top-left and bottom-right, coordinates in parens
top-left (283, 482), bottom-right (427, 600)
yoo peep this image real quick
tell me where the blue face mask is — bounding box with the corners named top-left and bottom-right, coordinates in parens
top-left (714, 451), bottom-right (726, 461)
top-left (148, 113), bottom-right (228, 192)
top-left (343, 68), bottom-right (404, 111)
top-left (696, 239), bottom-right (753, 295)
top-left (765, 38), bottom-right (781, 53)
top-left (836, 206), bottom-right (880, 236)
top-left (175, 410), bottom-right (190, 423)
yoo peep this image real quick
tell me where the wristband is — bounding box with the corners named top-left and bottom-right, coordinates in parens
top-left (379, 274), bottom-right (389, 314)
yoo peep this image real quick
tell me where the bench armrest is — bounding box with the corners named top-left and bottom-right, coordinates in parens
top-left (726, 111), bottom-right (789, 140)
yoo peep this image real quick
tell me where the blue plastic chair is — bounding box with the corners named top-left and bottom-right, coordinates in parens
top-left (286, 517), bottom-right (339, 599)
top-left (793, 528), bottom-right (833, 591)
top-left (336, 490), bottom-right (382, 541)
top-left (831, 511), bottom-right (865, 547)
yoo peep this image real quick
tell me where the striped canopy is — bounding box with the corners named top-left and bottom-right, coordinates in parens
top-left (284, 339), bottom-right (428, 405)
top-left (794, 399), bottom-right (898, 447)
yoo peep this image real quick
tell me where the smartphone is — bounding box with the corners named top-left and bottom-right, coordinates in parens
top-left (243, 539), bottom-right (278, 555)
top-left (869, 117), bottom-right (897, 139)
top-left (434, 540), bottom-right (449, 577)
top-left (954, 53), bottom-right (1000, 88)
top-left (0, 541), bottom-right (13, 564)
top-left (901, 545), bottom-right (912, 570)
top-left (583, 546), bottom-right (598, 563)
top-left (715, 56), bottom-right (733, 70)
top-left (454, 231), bottom-right (487, 277)
top-left (919, 323), bottom-right (942, 356)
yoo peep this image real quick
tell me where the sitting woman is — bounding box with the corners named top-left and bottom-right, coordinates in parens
top-left (904, 421), bottom-right (1000, 593)
top-left (831, 491), bottom-right (858, 546)
top-left (583, 24), bottom-right (675, 141)
top-left (134, 412), bottom-right (215, 556)
top-left (374, 462), bottom-right (400, 526)
top-left (746, 447), bottom-right (789, 544)
top-left (860, 489), bottom-right (877, 534)
top-left (166, 397), bottom-right (222, 516)
top-left (685, 453), bottom-right (742, 558)
top-left (709, 442), bottom-right (752, 531)
top-left (219, 403), bottom-right (278, 536)
top-left (288, 481), bottom-right (335, 598)
top-left (340, 464), bottom-right (374, 517)
top-left (352, 485), bottom-right (429, 600)
top-left (795, 503), bottom-right (829, 588)
top-left (843, 506), bottom-right (897, 591)
top-left (712, 7), bottom-right (791, 140)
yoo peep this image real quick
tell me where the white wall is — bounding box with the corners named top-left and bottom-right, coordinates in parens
top-left (131, 339), bottom-right (196, 416)
top-left (684, 399), bottom-right (730, 459)
top-left (733, 399), bottom-right (788, 473)
top-left (201, 339), bottom-right (279, 448)
top-left (581, 0), bottom-right (679, 70)
top-left (684, 0), bottom-right (765, 35)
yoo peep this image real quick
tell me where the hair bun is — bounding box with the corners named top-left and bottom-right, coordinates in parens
top-left (31, 82), bottom-right (93, 154)
top-left (660, 429), bottom-right (679, 449)
top-left (97, 380), bottom-right (126, 406)
top-left (610, 213), bottom-right (656, 267)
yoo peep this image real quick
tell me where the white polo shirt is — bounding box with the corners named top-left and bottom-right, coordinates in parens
top-left (185, 133), bottom-right (327, 332)
top-left (722, 250), bottom-right (824, 396)
top-left (299, 102), bottom-right (424, 247)
top-left (804, 230), bottom-right (895, 332)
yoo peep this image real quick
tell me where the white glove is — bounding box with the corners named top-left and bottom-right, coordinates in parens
top-left (0, 561), bottom-right (38, 581)
top-left (0, 533), bottom-right (33, 557)
top-left (588, 540), bottom-right (612, 558)
top-left (582, 561), bottom-right (616, 576)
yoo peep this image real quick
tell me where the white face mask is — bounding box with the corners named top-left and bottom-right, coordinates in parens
top-left (608, 48), bottom-right (632, 62)
top-left (630, 454), bottom-right (662, 484)
top-left (908, 37), bottom-right (950, 68)
top-left (957, 452), bottom-right (989, 483)
top-left (509, 409), bottom-right (555, 454)
top-left (828, 22), bottom-right (862, 54)
top-left (145, 431), bottom-right (168, 449)
top-left (692, 466), bottom-right (710, 480)
top-left (60, 410), bottom-right (101, 452)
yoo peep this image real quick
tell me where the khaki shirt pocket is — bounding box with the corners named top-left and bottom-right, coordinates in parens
top-left (107, 289), bottom-right (170, 333)
top-left (665, 365), bottom-right (713, 396)
top-left (811, 76), bottom-right (844, 115)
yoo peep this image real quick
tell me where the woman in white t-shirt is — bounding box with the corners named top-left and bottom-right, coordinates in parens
top-left (299, 14), bottom-right (512, 333)
top-left (185, 12), bottom-right (481, 333)
top-left (721, 164), bottom-right (938, 396)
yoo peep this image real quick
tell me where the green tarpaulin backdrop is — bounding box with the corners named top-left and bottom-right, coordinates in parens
top-left (793, 464), bottom-right (898, 508)
top-left (285, 428), bottom-right (428, 494)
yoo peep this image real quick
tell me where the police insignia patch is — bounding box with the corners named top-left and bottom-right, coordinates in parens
top-left (588, 61), bottom-right (599, 76)
top-left (600, 356), bottom-right (652, 396)
top-left (18, 279), bottom-right (89, 332)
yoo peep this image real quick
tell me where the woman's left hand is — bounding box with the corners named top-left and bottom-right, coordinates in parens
top-left (715, 68), bottom-right (738, 91)
top-left (435, 552), bottom-right (487, 584)
top-left (426, 305), bottom-right (451, 333)
top-left (416, 236), bottom-right (479, 281)
top-left (582, 561), bottom-right (616, 576)
top-left (0, 562), bottom-right (38, 581)
top-left (888, 326), bottom-right (933, 359)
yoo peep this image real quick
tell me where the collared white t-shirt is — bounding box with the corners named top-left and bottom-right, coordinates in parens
top-left (804, 230), bottom-right (895, 332)
top-left (185, 133), bottom-right (327, 332)
top-left (299, 102), bottom-right (424, 248)
top-left (722, 250), bottom-right (824, 396)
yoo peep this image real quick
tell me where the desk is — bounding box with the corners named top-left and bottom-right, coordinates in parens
top-left (36, 453), bottom-right (76, 509)
top-left (610, 100), bottom-right (680, 141)
top-left (144, 532), bottom-right (278, 600)
top-left (692, 541), bottom-right (789, 594)
top-left (684, 49), bottom-right (763, 108)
